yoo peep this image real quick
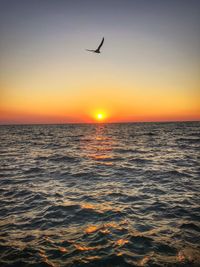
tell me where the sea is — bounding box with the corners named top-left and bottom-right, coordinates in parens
top-left (0, 122), bottom-right (200, 267)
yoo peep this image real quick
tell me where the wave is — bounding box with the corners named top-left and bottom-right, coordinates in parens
top-left (0, 122), bottom-right (199, 266)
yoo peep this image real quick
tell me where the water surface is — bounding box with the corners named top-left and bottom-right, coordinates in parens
top-left (0, 122), bottom-right (200, 266)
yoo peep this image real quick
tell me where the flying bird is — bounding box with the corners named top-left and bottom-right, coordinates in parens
top-left (86, 37), bottom-right (104, 53)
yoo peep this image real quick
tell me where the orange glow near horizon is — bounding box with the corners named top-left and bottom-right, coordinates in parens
top-left (1, 75), bottom-right (200, 124)
top-left (0, 103), bottom-right (200, 124)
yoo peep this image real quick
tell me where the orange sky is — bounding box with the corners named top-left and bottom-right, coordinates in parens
top-left (0, 1), bottom-right (200, 124)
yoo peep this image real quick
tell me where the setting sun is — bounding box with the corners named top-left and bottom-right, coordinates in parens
top-left (95, 112), bottom-right (105, 122)
top-left (97, 113), bottom-right (103, 119)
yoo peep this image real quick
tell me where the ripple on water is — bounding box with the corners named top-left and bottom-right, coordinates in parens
top-left (0, 122), bottom-right (200, 266)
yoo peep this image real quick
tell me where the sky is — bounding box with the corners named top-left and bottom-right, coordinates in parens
top-left (0, 0), bottom-right (200, 124)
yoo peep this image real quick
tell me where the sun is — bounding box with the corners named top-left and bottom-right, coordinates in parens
top-left (95, 112), bottom-right (105, 122)
top-left (97, 113), bottom-right (103, 120)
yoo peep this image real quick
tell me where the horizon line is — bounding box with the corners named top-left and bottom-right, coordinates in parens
top-left (0, 119), bottom-right (199, 126)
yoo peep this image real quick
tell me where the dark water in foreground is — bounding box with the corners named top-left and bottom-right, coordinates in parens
top-left (0, 122), bottom-right (200, 267)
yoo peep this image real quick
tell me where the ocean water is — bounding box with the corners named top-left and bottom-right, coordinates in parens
top-left (0, 122), bottom-right (200, 267)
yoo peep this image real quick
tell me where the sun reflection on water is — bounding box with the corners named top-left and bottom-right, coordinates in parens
top-left (79, 124), bottom-right (116, 167)
top-left (1, 123), bottom-right (200, 266)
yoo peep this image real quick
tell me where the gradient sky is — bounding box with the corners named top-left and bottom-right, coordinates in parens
top-left (0, 0), bottom-right (200, 124)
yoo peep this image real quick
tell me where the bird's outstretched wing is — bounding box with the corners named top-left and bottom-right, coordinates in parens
top-left (97, 37), bottom-right (104, 51)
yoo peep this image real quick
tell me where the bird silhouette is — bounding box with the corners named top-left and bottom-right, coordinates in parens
top-left (86, 37), bottom-right (104, 53)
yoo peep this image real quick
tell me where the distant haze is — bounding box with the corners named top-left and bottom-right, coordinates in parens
top-left (0, 0), bottom-right (200, 124)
